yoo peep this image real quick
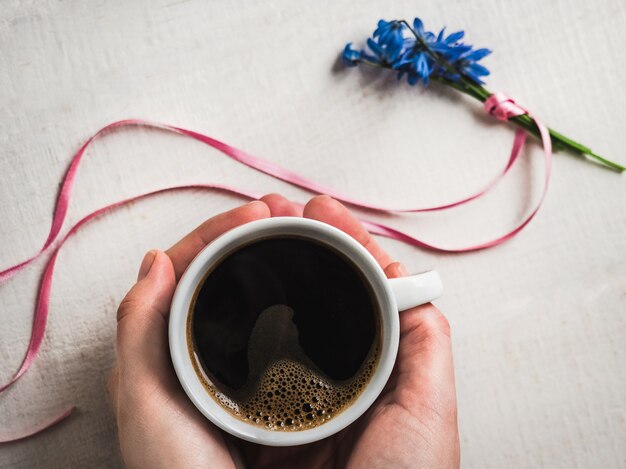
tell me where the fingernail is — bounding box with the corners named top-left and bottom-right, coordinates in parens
top-left (397, 262), bottom-right (409, 277)
top-left (138, 250), bottom-right (157, 280)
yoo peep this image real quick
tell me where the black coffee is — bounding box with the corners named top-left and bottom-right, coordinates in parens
top-left (188, 236), bottom-right (381, 431)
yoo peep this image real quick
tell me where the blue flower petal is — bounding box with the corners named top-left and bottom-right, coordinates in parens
top-left (445, 30), bottom-right (465, 44)
top-left (466, 62), bottom-right (490, 76)
top-left (463, 48), bottom-right (492, 61)
top-left (447, 45), bottom-right (473, 61)
top-left (413, 17), bottom-right (425, 35)
top-left (403, 37), bottom-right (416, 48)
top-left (429, 42), bottom-right (451, 53)
top-left (342, 43), bottom-right (362, 66)
top-left (373, 19), bottom-right (389, 37)
top-left (367, 38), bottom-right (384, 57)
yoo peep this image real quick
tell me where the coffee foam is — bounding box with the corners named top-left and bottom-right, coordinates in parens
top-left (195, 304), bottom-right (379, 431)
top-left (213, 356), bottom-right (376, 430)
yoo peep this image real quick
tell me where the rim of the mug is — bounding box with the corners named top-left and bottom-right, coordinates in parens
top-left (169, 217), bottom-right (400, 446)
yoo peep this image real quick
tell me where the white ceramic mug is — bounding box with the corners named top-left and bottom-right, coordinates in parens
top-left (169, 217), bottom-right (443, 446)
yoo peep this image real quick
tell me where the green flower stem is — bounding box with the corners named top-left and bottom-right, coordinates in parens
top-left (459, 83), bottom-right (624, 172)
top-left (398, 21), bottom-right (625, 173)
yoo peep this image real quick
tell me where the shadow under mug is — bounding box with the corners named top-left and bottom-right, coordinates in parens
top-left (169, 217), bottom-right (443, 446)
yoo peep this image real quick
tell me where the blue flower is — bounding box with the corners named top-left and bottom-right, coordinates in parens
top-left (394, 49), bottom-right (434, 85)
top-left (430, 29), bottom-right (472, 61)
top-left (366, 37), bottom-right (402, 65)
top-left (412, 18), bottom-right (436, 42)
top-left (342, 16), bottom-right (492, 85)
top-left (455, 48), bottom-right (492, 83)
top-left (342, 43), bottom-right (362, 67)
top-left (373, 20), bottom-right (405, 59)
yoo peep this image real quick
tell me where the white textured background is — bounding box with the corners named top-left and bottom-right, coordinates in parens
top-left (1, 0), bottom-right (625, 467)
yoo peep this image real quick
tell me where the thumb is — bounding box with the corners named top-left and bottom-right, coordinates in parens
top-left (116, 250), bottom-right (177, 380)
top-left (384, 262), bottom-right (457, 423)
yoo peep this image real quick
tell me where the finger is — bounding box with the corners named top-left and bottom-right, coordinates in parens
top-left (166, 201), bottom-right (270, 279)
top-left (260, 193), bottom-right (302, 217)
top-left (386, 262), bottom-right (457, 424)
top-left (384, 261), bottom-right (406, 279)
top-left (116, 250), bottom-right (177, 379)
top-left (303, 195), bottom-right (392, 268)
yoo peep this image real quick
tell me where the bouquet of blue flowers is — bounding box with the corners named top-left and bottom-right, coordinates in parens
top-left (343, 18), bottom-right (624, 172)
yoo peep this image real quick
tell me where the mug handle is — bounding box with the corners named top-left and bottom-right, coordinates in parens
top-left (388, 271), bottom-right (443, 311)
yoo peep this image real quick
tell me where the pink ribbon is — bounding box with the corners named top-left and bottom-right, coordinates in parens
top-left (0, 93), bottom-right (551, 442)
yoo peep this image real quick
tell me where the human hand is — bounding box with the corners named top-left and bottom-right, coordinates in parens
top-left (108, 194), bottom-right (459, 469)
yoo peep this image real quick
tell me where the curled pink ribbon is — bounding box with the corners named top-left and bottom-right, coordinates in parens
top-left (0, 93), bottom-right (551, 442)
